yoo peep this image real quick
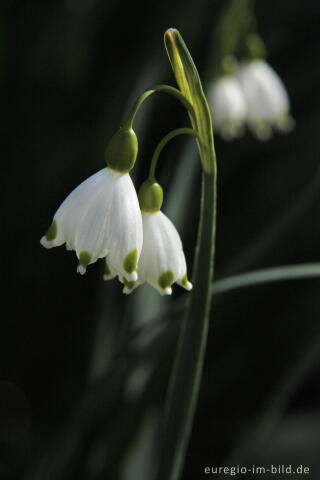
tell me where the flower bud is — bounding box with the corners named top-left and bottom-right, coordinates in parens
top-left (244, 34), bottom-right (266, 61)
top-left (105, 127), bottom-right (138, 173)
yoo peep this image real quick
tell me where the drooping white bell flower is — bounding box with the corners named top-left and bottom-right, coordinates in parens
top-left (119, 180), bottom-right (192, 295)
top-left (207, 56), bottom-right (247, 140)
top-left (40, 127), bottom-right (143, 282)
top-left (208, 75), bottom-right (247, 140)
top-left (237, 59), bottom-right (294, 140)
top-left (137, 211), bottom-right (192, 295)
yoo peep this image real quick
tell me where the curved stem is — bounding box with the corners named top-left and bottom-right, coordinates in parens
top-left (149, 127), bottom-right (197, 179)
top-left (124, 84), bottom-right (195, 129)
top-left (124, 90), bottom-right (154, 129)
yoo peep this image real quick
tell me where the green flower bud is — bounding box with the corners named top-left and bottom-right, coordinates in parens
top-left (105, 127), bottom-right (138, 173)
top-left (138, 179), bottom-right (163, 212)
top-left (220, 56), bottom-right (238, 76)
top-left (245, 34), bottom-right (266, 61)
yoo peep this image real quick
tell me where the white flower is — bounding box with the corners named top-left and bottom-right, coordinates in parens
top-left (237, 59), bottom-right (294, 140)
top-left (40, 167), bottom-right (142, 281)
top-left (208, 75), bottom-right (247, 140)
top-left (122, 210), bottom-right (192, 295)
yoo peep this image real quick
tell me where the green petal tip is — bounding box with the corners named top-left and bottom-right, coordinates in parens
top-left (77, 251), bottom-right (91, 275)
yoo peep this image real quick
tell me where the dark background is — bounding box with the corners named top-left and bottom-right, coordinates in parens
top-left (2, 0), bottom-right (320, 479)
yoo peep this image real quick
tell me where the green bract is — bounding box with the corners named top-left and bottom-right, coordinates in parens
top-left (164, 29), bottom-right (216, 175)
top-left (105, 127), bottom-right (138, 173)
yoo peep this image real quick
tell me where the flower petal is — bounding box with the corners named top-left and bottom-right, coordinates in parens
top-left (40, 167), bottom-right (143, 282)
top-left (177, 273), bottom-right (193, 291)
top-left (72, 183), bottom-right (112, 265)
top-left (40, 168), bottom-right (110, 249)
top-left (208, 75), bottom-right (247, 139)
top-left (107, 173), bottom-right (143, 282)
top-left (138, 211), bottom-right (189, 294)
top-left (103, 256), bottom-right (117, 281)
top-left (238, 59), bottom-right (290, 125)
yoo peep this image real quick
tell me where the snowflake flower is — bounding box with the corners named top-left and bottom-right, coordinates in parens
top-left (119, 180), bottom-right (192, 295)
top-left (208, 75), bottom-right (247, 140)
top-left (237, 59), bottom-right (294, 140)
top-left (40, 127), bottom-right (143, 281)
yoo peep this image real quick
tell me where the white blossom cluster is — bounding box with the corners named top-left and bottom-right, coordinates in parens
top-left (40, 167), bottom-right (192, 296)
top-left (207, 58), bottom-right (294, 141)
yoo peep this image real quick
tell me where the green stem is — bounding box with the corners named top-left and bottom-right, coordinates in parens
top-left (149, 128), bottom-right (197, 179)
top-left (124, 84), bottom-right (195, 129)
top-left (156, 169), bottom-right (217, 480)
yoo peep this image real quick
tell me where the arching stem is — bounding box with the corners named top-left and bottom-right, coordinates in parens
top-left (149, 128), bottom-right (197, 180)
top-left (123, 85), bottom-right (195, 129)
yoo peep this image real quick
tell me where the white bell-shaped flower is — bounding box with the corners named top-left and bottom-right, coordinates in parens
top-left (207, 57), bottom-right (247, 140)
top-left (120, 180), bottom-right (192, 295)
top-left (208, 60), bottom-right (247, 140)
top-left (237, 59), bottom-right (294, 140)
top-left (40, 167), bottom-right (142, 280)
top-left (40, 127), bottom-right (142, 282)
top-left (138, 211), bottom-right (192, 295)
top-left (208, 75), bottom-right (247, 140)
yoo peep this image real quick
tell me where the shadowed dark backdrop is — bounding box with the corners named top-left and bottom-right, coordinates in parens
top-left (2, 0), bottom-right (320, 479)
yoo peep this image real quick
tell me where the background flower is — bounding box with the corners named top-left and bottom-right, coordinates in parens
top-left (237, 59), bottom-right (294, 139)
top-left (208, 74), bottom-right (247, 139)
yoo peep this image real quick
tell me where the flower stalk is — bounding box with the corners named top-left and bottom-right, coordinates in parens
top-left (148, 127), bottom-right (197, 180)
top-left (155, 29), bottom-right (217, 480)
top-left (124, 84), bottom-right (195, 129)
